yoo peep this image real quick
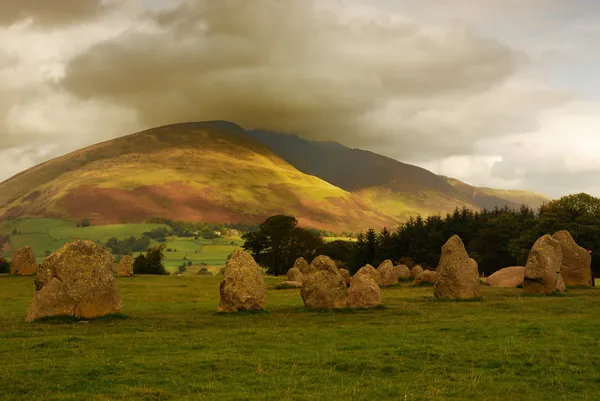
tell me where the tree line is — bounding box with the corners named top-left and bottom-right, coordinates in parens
top-left (242, 193), bottom-right (600, 277)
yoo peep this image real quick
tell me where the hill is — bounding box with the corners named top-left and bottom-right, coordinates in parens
top-left (0, 121), bottom-right (396, 232)
top-left (246, 130), bottom-right (481, 220)
top-left (441, 176), bottom-right (551, 210)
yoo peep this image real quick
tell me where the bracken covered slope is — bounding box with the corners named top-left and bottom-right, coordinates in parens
top-left (0, 122), bottom-right (397, 232)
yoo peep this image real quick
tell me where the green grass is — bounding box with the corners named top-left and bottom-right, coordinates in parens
top-left (1, 276), bottom-right (599, 400)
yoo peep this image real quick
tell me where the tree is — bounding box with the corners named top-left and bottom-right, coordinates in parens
top-left (242, 215), bottom-right (323, 275)
top-left (133, 244), bottom-right (168, 275)
top-left (0, 258), bottom-right (9, 274)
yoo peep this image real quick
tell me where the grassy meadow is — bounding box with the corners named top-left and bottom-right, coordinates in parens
top-left (0, 218), bottom-right (244, 273)
top-left (1, 275), bottom-right (599, 400)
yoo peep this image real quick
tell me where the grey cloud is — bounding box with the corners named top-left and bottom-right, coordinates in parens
top-left (0, 0), bottom-right (110, 27)
top-left (59, 0), bottom-right (522, 156)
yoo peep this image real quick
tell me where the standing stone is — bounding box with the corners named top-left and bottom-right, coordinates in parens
top-left (347, 273), bottom-right (381, 309)
top-left (485, 266), bottom-right (525, 287)
top-left (410, 265), bottom-right (424, 279)
top-left (293, 257), bottom-right (310, 275)
top-left (396, 265), bottom-right (411, 281)
top-left (301, 256), bottom-right (348, 309)
top-left (523, 234), bottom-right (563, 295)
top-left (378, 260), bottom-right (398, 287)
top-left (10, 246), bottom-right (37, 275)
top-left (552, 230), bottom-right (593, 287)
top-left (339, 268), bottom-right (351, 287)
top-left (287, 267), bottom-right (304, 283)
top-left (279, 281), bottom-right (302, 288)
top-left (412, 270), bottom-right (439, 287)
top-left (434, 235), bottom-right (480, 300)
top-left (117, 255), bottom-right (134, 277)
top-left (26, 240), bottom-right (122, 322)
top-left (218, 249), bottom-right (267, 312)
top-left (355, 264), bottom-right (383, 287)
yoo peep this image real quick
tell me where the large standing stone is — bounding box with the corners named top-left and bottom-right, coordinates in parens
top-left (377, 260), bottom-right (398, 287)
top-left (355, 264), bottom-right (383, 287)
top-left (395, 265), bottom-right (411, 281)
top-left (552, 230), bottom-right (593, 287)
top-left (218, 249), bottom-right (267, 312)
top-left (410, 265), bottom-right (424, 279)
top-left (433, 235), bottom-right (480, 300)
top-left (485, 266), bottom-right (525, 287)
top-left (339, 268), bottom-right (351, 287)
top-left (287, 267), bottom-right (304, 283)
top-left (26, 240), bottom-right (122, 322)
top-left (347, 273), bottom-right (381, 309)
top-left (117, 255), bottom-right (134, 277)
top-left (11, 246), bottom-right (37, 275)
top-left (301, 256), bottom-right (348, 309)
top-left (293, 257), bottom-right (310, 275)
top-left (412, 270), bottom-right (439, 287)
top-left (523, 234), bottom-right (563, 295)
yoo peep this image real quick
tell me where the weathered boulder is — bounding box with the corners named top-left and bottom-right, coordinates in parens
top-left (287, 267), bottom-right (304, 283)
top-left (523, 234), bottom-right (563, 295)
top-left (552, 230), bottom-right (593, 287)
top-left (117, 255), bottom-right (134, 277)
top-left (301, 256), bottom-right (348, 309)
top-left (355, 264), bottom-right (383, 286)
top-left (339, 268), bottom-right (351, 287)
top-left (279, 281), bottom-right (302, 288)
top-left (485, 266), bottom-right (525, 287)
top-left (412, 270), bottom-right (439, 286)
top-left (218, 249), bottom-right (266, 312)
top-left (377, 260), bottom-right (398, 287)
top-left (293, 257), bottom-right (310, 275)
top-left (410, 265), bottom-right (424, 279)
top-left (396, 265), bottom-right (411, 281)
top-left (26, 240), bottom-right (121, 322)
top-left (11, 246), bottom-right (37, 275)
top-left (347, 273), bottom-right (381, 309)
top-left (434, 235), bottom-right (480, 300)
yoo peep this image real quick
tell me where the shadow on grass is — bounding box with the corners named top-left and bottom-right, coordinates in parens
top-left (520, 292), bottom-right (569, 298)
top-left (31, 313), bottom-right (129, 324)
top-left (214, 309), bottom-right (271, 316)
top-left (298, 304), bottom-right (387, 314)
top-left (427, 296), bottom-right (484, 303)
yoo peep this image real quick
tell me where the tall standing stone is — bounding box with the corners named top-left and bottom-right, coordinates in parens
top-left (26, 240), bottom-right (122, 322)
top-left (433, 235), bottom-right (480, 300)
top-left (395, 265), bottom-right (411, 281)
top-left (377, 260), bottom-right (398, 287)
top-left (347, 273), bottom-right (381, 309)
top-left (11, 246), bottom-right (37, 275)
top-left (117, 255), bottom-right (134, 277)
top-left (301, 256), bottom-right (348, 309)
top-left (355, 264), bottom-right (383, 287)
top-left (523, 234), bottom-right (563, 295)
top-left (293, 257), bottom-right (310, 275)
top-left (218, 249), bottom-right (267, 312)
top-left (552, 230), bottom-right (593, 287)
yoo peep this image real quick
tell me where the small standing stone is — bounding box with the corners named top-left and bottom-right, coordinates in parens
top-left (377, 260), bottom-right (398, 287)
top-left (433, 235), bottom-right (480, 300)
top-left (117, 255), bottom-right (134, 277)
top-left (11, 246), bottom-right (37, 275)
top-left (218, 249), bottom-right (267, 312)
top-left (301, 256), bottom-right (348, 309)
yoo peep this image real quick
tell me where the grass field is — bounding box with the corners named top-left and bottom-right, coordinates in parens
top-left (0, 218), bottom-right (244, 273)
top-left (1, 275), bottom-right (599, 400)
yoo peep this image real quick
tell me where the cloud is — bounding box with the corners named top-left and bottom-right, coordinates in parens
top-left (58, 0), bottom-right (524, 153)
top-left (0, 0), bottom-right (111, 28)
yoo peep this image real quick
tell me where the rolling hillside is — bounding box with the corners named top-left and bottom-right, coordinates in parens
top-left (0, 121), bottom-right (397, 232)
top-left (246, 130), bottom-right (482, 220)
top-left (441, 177), bottom-right (551, 210)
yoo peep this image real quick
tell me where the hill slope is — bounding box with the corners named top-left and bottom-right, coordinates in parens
top-left (0, 122), bottom-right (397, 232)
top-left (441, 177), bottom-right (551, 210)
top-left (246, 130), bottom-right (480, 220)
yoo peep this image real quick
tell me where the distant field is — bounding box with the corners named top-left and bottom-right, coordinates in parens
top-left (0, 218), bottom-right (244, 272)
top-left (0, 276), bottom-right (599, 399)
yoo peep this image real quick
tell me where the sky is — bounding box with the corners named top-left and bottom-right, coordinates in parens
top-left (1, 0), bottom-right (600, 198)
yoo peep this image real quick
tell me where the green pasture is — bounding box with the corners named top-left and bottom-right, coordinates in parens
top-left (0, 276), bottom-right (599, 400)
